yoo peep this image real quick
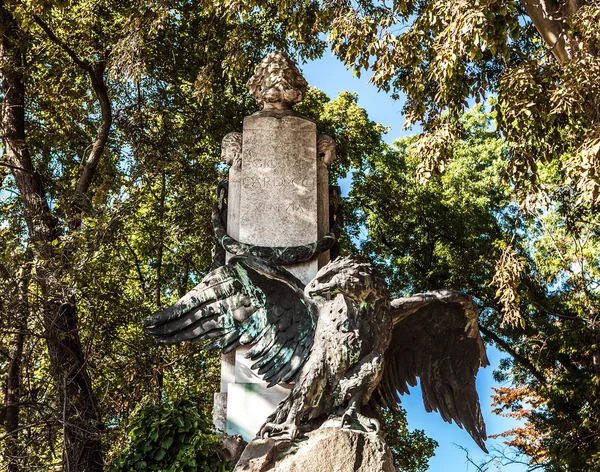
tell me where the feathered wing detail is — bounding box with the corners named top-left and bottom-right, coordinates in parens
top-left (143, 256), bottom-right (317, 387)
top-left (374, 290), bottom-right (490, 452)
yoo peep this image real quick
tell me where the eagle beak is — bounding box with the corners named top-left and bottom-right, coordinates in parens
top-left (306, 283), bottom-right (333, 300)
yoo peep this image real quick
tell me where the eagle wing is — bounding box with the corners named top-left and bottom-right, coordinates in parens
top-left (143, 256), bottom-right (317, 387)
top-left (373, 290), bottom-right (489, 451)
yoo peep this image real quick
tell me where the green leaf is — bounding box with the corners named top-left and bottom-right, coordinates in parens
top-left (160, 436), bottom-right (174, 449)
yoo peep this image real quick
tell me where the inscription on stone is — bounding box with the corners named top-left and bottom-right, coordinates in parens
top-left (241, 176), bottom-right (313, 189)
top-left (238, 113), bottom-right (319, 261)
top-left (243, 202), bottom-right (307, 214)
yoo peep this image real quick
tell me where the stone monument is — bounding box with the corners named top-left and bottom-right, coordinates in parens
top-left (214, 52), bottom-right (336, 441)
top-left (144, 52), bottom-right (490, 471)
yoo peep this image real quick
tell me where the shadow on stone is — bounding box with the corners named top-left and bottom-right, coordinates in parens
top-left (218, 434), bottom-right (248, 465)
top-left (234, 422), bottom-right (396, 472)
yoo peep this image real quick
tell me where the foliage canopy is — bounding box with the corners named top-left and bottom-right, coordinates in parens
top-left (350, 104), bottom-right (600, 471)
top-left (1, 1), bottom-right (600, 471)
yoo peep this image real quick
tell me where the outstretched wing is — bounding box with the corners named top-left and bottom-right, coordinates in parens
top-left (143, 256), bottom-right (317, 387)
top-left (373, 290), bottom-right (489, 451)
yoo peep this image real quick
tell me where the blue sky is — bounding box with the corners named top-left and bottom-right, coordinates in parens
top-left (301, 52), bottom-right (529, 472)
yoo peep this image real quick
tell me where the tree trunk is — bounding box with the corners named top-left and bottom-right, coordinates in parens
top-left (0, 4), bottom-right (104, 471)
top-left (519, 0), bottom-right (590, 63)
top-left (46, 302), bottom-right (104, 472)
top-left (5, 330), bottom-right (24, 472)
top-left (4, 254), bottom-right (31, 472)
top-left (153, 171), bottom-right (167, 402)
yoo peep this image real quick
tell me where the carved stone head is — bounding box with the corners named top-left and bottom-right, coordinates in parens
top-left (318, 135), bottom-right (336, 167)
top-left (247, 51), bottom-right (308, 110)
top-left (222, 132), bottom-right (242, 168)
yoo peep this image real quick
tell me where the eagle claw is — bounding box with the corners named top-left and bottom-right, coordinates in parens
top-left (341, 406), bottom-right (380, 434)
top-left (259, 421), bottom-right (299, 440)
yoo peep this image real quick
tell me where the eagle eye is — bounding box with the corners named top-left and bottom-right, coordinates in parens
top-left (318, 273), bottom-right (335, 284)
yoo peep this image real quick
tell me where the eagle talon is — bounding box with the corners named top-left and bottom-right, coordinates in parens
top-left (341, 405), bottom-right (356, 428)
top-left (341, 406), bottom-right (380, 434)
top-left (259, 421), bottom-right (299, 440)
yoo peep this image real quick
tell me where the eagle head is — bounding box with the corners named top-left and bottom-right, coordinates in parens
top-left (305, 256), bottom-right (387, 303)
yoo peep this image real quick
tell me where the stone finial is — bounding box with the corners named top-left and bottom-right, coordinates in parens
top-left (247, 51), bottom-right (308, 110)
top-left (222, 132), bottom-right (243, 168)
top-left (317, 135), bottom-right (336, 167)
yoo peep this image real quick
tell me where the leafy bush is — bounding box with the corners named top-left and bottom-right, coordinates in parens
top-left (380, 408), bottom-right (437, 472)
top-left (108, 399), bottom-right (232, 472)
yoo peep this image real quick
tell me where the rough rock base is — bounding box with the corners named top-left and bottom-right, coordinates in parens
top-left (234, 421), bottom-right (397, 472)
top-left (218, 434), bottom-right (248, 465)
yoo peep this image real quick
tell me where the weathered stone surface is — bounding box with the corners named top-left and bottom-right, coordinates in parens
top-left (234, 424), bottom-right (397, 472)
top-left (213, 391), bottom-right (227, 433)
top-left (317, 141), bottom-right (331, 270)
top-left (247, 51), bottom-right (308, 111)
top-left (223, 132), bottom-right (243, 247)
top-left (234, 437), bottom-right (293, 472)
top-left (219, 131), bottom-right (242, 433)
top-left (226, 381), bottom-right (292, 441)
top-left (238, 111), bottom-right (319, 284)
top-left (218, 434), bottom-right (248, 465)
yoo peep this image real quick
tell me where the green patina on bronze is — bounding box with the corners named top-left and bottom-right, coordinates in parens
top-left (144, 255), bottom-right (489, 451)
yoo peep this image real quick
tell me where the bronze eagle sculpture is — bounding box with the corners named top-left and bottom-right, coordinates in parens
top-left (143, 255), bottom-right (489, 451)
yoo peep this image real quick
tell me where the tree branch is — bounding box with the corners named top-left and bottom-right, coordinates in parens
top-left (0, 160), bottom-right (35, 174)
top-left (519, 0), bottom-right (585, 62)
top-left (73, 63), bottom-right (112, 205)
top-left (32, 15), bottom-right (91, 71)
top-left (123, 234), bottom-right (147, 293)
top-left (478, 323), bottom-right (549, 388)
top-left (32, 14), bottom-right (113, 230)
top-left (1, 7), bottom-right (58, 246)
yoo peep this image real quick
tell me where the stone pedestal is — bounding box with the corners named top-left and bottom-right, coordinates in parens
top-left (225, 346), bottom-right (292, 440)
top-left (213, 52), bottom-right (333, 443)
top-left (233, 422), bottom-right (397, 472)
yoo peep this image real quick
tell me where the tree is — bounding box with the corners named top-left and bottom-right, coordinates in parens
top-left (348, 104), bottom-right (510, 299)
top-left (0, 1), bottom-right (325, 469)
top-left (346, 103), bottom-right (600, 470)
top-left (380, 408), bottom-right (437, 472)
top-left (487, 194), bottom-right (600, 470)
top-left (1, 4), bottom-right (106, 468)
top-left (1, 4), bottom-right (437, 468)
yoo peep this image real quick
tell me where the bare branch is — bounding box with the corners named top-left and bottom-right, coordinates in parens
top-left (478, 323), bottom-right (548, 388)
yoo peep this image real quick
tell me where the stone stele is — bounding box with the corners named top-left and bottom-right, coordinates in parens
top-left (238, 112), bottom-right (319, 282)
top-left (214, 51), bottom-right (334, 442)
